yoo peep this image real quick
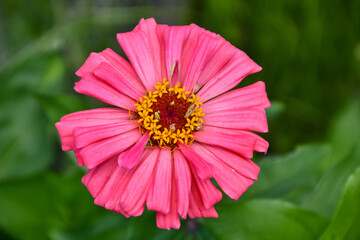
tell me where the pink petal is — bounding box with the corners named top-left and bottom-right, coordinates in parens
top-left (81, 154), bottom-right (146, 218)
top-left (182, 32), bottom-right (218, 92)
top-left (235, 129), bottom-right (269, 153)
top-left (188, 177), bottom-right (218, 219)
top-left (156, 179), bottom-right (180, 230)
top-left (93, 62), bottom-right (145, 99)
top-left (117, 25), bottom-right (161, 91)
top-left (197, 51), bottom-right (262, 102)
top-left (155, 23), bottom-right (168, 79)
top-left (147, 148), bottom-right (172, 214)
top-left (202, 126), bottom-right (269, 153)
top-left (92, 159), bottom-right (127, 209)
top-left (75, 48), bottom-right (144, 89)
top-left (74, 73), bottom-right (136, 110)
top-left (252, 133), bottom-right (269, 153)
top-left (119, 148), bottom-right (160, 216)
top-left (74, 147), bottom-right (84, 166)
top-left (192, 143), bottom-right (255, 200)
top-left (163, 26), bottom-right (190, 85)
top-left (194, 128), bottom-right (257, 159)
top-left (189, 161), bottom-right (222, 209)
top-left (173, 149), bottom-right (191, 219)
top-left (178, 24), bottom-right (203, 85)
top-left (59, 107), bottom-right (130, 121)
top-left (203, 143), bottom-right (260, 181)
top-left (98, 152), bottom-right (152, 216)
top-left (75, 52), bottom-right (103, 78)
top-left (118, 132), bottom-right (150, 170)
top-left (203, 107), bottom-right (268, 133)
top-left (134, 18), bottom-right (166, 80)
top-left (76, 129), bottom-right (141, 169)
top-left (94, 162), bottom-right (136, 217)
top-left (73, 121), bottom-right (138, 149)
top-left (179, 143), bottom-right (214, 179)
top-left (55, 108), bottom-right (130, 151)
top-left (197, 36), bottom-right (237, 87)
top-left (202, 81), bottom-right (271, 112)
top-left (82, 156), bottom-right (118, 198)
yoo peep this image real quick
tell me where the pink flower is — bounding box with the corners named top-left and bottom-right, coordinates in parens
top-left (55, 18), bottom-right (270, 230)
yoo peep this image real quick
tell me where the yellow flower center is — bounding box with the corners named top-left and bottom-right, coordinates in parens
top-left (135, 78), bottom-right (205, 149)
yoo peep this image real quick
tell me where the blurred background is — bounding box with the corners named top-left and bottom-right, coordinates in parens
top-left (0, 0), bottom-right (359, 239)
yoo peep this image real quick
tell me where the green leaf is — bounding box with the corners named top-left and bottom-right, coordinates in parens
top-left (0, 53), bottom-right (68, 180)
top-left (327, 100), bottom-right (360, 165)
top-left (0, 94), bottom-right (53, 180)
top-left (0, 171), bottom-right (124, 240)
top-left (49, 214), bottom-right (128, 240)
top-left (303, 143), bottom-right (360, 218)
top-left (205, 199), bottom-right (328, 240)
top-left (36, 94), bottom-right (89, 125)
top-left (243, 144), bottom-right (331, 205)
top-left (0, 53), bottom-right (65, 94)
top-left (320, 167), bottom-right (360, 240)
top-left (0, 173), bottom-right (67, 240)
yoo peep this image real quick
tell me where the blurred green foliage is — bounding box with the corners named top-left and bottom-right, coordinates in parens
top-left (0, 0), bottom-right (359, 239)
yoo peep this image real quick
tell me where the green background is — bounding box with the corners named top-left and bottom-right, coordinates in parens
top-left (0, 0), bottom-right (359, 239)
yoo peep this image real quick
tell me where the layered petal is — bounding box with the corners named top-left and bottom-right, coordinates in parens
top-left (189, 163), bottom-right (222, 209)
top-left (196, 36), bottom-right (237, 87)
top-left (117, 19), bottom-right (163, 91)
top-left (74, 73), bottom-right (136, 110)
top-left (179, 143), bottom-right (214, 179)
top-left (156, 179), bottom-right (180, 230)
top-left (201, 125), bottom-right (269, 153)
top-left (75, 128), bottom-right (141, 169)
top-left (59, 107), bottom-right (130, 121)
top-left (82, 156), bottom-right (118, 199)
top-left (73, 121), bottom-right (138, 149)
top-left (92, 158), bottom-right (132, 217)
top-left (75, 48), bottom-right (144, 90)
top-left (147, 148), bottom-right (172, 214)
top-left (163, 26), bottom-right (190, 85)
top-left (181, 32), bottom-right (218, 92)
top-left (202, 81), bottom-right (271, 112)
top-left (203, 144), bottom-right (260, 180)
top-left (82, 153), bottom-right (146, 217)
top-left (197, 50), bottom-right (262, 102)
top-left (173, 149), bottom-right (191, 218)
top-left (55, 108), bottom-right (131, 151)
top-left (178, 24), bottom-right (203, 85)
top-left (134, 18), bottom-right (166, 79)
top-left (75, 48), bottom-right (145, 90)
top-left (188, 177), bottom-right (218, 219)
top-left (119, 148), bottom-right (160, 216)
top-left (192, 143), bottom-right (255, 200)
top-left (118, 131), bottom-right (150, 170)
top-left (194, 128), bottom-right (257, 159)
top-left (93, 62), bottom-right (145, 99)
top-left (203, 107), bottom-right (268, 133)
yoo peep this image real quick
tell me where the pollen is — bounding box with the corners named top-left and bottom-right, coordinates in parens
top-left (134, 78), bottom-right (204, 149)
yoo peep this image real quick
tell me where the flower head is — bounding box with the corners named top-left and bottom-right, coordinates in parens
top-left (55, 18), bottom-right (270, 230)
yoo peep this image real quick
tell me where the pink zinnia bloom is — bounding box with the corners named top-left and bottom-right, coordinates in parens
top-left (56, 18), bottom-right (270, 230)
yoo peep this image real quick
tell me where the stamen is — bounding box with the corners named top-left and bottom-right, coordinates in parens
top-left (170, 61), bottom-right (177, 77)
top-left (196, 120), bottom-right (203, 130)
top-left (170, 123), bottom-right (176, 132)
top-left (185, 104), bottom-right (197, 118)
top-left (155, 111), bottom-right (161, 120)
top-left (194, 82), bottom-right (200, 93)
